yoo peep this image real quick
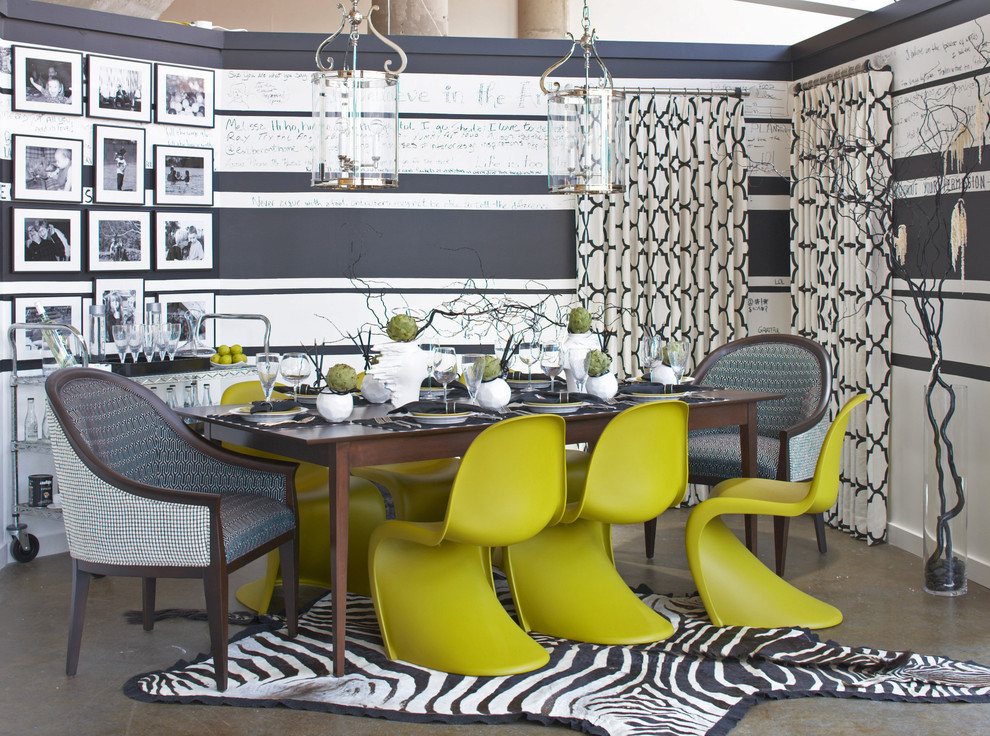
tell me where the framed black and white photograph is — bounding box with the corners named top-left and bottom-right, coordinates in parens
top-left (88, 210), bottom-right (151, 271)
top-left (153, 145), bottom-right (213, 206)
top-left (13, 135), bottom-right (83, 203)
top-left (155, 212), bottom-right (214, 270)
top-left (157, 292), bottom-right (215, 347)
top-left (12, 45), bottom-right (83, 115)
top-left (95, 278), bottom-right (144, 349)
top-left (155, 63), bottom-right (214, 127)
top-left (12, 208), bottom-right (83, 272)
top-left (94, 125), bottom-right (146, 205)
top-left (86, 54), bottom-right (152, 122)
top-left (14, 297), bottom-right (83, 358)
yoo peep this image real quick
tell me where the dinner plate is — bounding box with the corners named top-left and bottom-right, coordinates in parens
top-left (507, 378), bottom-right (550, 389)
top-left (626, 392), bottom-right (686, 402)
top-left (230, 406), bottom-right (305, 422)
top-left (522, 401), bottom-right (582, 414)
top-left (410, 411), bottom-right (472, 425)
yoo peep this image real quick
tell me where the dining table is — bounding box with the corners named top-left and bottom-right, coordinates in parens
top-left (178, 386), bottom-right (783, 677)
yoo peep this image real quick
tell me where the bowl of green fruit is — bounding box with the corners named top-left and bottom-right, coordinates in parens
top-left (210, 344), bottom-right (250, 368)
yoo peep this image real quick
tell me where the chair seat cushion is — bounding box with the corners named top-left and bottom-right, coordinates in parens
top-left (688, 431), bottom-right (780, 482)
top-left (220, 493), bottom-right (295, 563)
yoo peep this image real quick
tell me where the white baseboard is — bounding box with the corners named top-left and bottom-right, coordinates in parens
top-left (887, 521), bottom-right (990, 591)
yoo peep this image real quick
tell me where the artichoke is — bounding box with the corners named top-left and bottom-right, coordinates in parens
top-left (325, 363), bottom-right (358, 393)
top-left (482, 354), bottom-right (501, 382)
top-left (568, 306), bottom-right (592, 334)
top-left (587, 349), bottom-right (612, 377)
top-left (385, 313), bottom-right (418, 342)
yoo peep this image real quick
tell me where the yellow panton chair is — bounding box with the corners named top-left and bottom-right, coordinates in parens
top-left (685, 393), bottom-right (867, 629)
top-left (368, 414), bottom-right (566, 675)
top-left (503, 401), bottom-right (689, 644)
top-left (221, 381), bottom-right (386, 610)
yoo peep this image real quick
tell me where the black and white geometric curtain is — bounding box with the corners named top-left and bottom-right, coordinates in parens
top-left (577, 95), bottom-right (749, 378)
top-left (790, 69), bottom-right (893, 544)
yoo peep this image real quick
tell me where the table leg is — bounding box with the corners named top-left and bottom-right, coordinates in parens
top-left (329, 443), bottom-right (351, 677)
top-left (740, 402), bottom-right (759, 555)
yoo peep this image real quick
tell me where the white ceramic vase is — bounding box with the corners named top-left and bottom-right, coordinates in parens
top-left (561, 332), bottom-right (598, 392)
top-left (586, 371), bottom-right (618, 400)
top-left (359, 373), bottom-right (391, 404)
top-left (367, 340), bottom-right (428, 408)
top-left (476, 378), bottom-right (511, 409)
top-left (316, 391), bottom-right (353, 421)
top-left (650, 363), bottom-right (677, 385)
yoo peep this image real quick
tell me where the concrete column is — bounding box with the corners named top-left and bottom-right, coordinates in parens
top-left (370, 0), bottom-right (448, 36)
top-left (517, 0), bottom-right (568, 40)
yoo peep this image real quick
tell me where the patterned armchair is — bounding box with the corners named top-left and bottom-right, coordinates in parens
top-left (45, 368), bottom-right (299, 691)
top-left (644, 334), bottom-right (832, 575)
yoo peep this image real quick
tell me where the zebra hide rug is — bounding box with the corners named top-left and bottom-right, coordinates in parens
top-left (124, 588), bottom-right (990, 736)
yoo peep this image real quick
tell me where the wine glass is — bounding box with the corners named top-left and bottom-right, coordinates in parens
top-left (461, 354), bottom-right (487, 404)
top-left (165, 322), bottom-right (182, 360)
top-left (154, 325), bottom-right (170, 361)
top-left (111, 324), bottom-right (129, 362)
top-left (256, 353), bottom-right (281, 403)
top-left (566, 347), bottom-right (591, 395)
top-left (639, 333), bottom-right (662, 380)
top-left (517, 341), bottom-right (542, 383)
top-left (541, 343), bottom-right (563, 394)
top-left (142, 324), bottom-right (157, 362)
top-left (420, 341), bottom-right (440, 398)
top-left (665, 338), bottom-right (690, 384)
top-left (127, 324), bottom-right (144, 363)
top-left (431, 347), bottom-right (458, 410)
top-left (279, 352), bottom-right (311, 401)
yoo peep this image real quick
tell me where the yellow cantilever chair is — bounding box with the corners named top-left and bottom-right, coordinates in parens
top-left (685, 393), bottom-right (867, 629)
top-left (369, 414), bottom-right (566, 675)
top-left (502, 401), bottom-right (689, 644)
top-left (221, 381), bottom-right (386, 609)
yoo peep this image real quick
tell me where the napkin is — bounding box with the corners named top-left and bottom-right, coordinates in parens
top-left (390, 400), bottom-right (497, 415)
top-left (250, 399), bottom-right (302, 414)
top-left (617, 383), bottom-right (696, 396)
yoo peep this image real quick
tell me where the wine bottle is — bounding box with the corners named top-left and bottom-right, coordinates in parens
top-left (34, 301), bottom-right (79, 368)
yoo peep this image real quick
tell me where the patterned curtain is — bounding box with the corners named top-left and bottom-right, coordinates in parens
top-left (790, 69), bottom-right (893, 544)
top-left (577, 95), bottom-right (749, 379)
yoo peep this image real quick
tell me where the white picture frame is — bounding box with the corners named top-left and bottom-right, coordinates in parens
top-left (86, 54), bottom-right (152, 123)
top-left (155, 63), bottom-right (215, 128)
top-left (12, 45), bottom-right (83, 115)
top-left (153, 145), bottom-right (213, 206)
top-left (94, 125), bottom-right (147, 206)
top-left (14, 296), bottom-right (83, 358)
top-left (155, 212), bottom-right (214, 270)
top-left (13, 135), bottom-right (84, 203)
top-left (95, 278), bottom-right (144, 350)
top-left (87, 210), bottom-right (151, 272)
top-left (11, 208), bottom-right (83, 273)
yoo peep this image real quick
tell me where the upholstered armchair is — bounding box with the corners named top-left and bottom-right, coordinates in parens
top-left (45, 368), bottom-right (299, 691)
top-left (644, 334), bottom-right (832, 575)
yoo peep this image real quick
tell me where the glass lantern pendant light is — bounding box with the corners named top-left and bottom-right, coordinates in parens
top-left (312, 1), bottom-right (407, 189)
top-left (540, 0), bottom-right (625, 194)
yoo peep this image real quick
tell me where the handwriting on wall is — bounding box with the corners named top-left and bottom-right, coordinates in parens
top-left (877, 18), bottom-right (990, 91)
top-left (746, 121), bottom-right (791, 178)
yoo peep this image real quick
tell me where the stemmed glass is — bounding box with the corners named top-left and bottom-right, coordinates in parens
top-left (565, 348), bottom-right (591, 396)
top-left (517, 341), bottom-right (542, 384)
top-left (461, 354), bottom-right (487, 404)
top-left (256, 353), bottom-right (281, 403)
top-left (431, 347), bottom-right (458, 411)
top-left (665, 338), bottom-right (690, 385)
top-left (165, 322), bottom-right (182, 360)
top-left (112, 325), bottom-right (129, 362)
top-left (142, 324), bottom-right (157, 362)
top-left (541, 343), bottom-right (563, 395)
top-left (127, 324), bottom-right (144, 363)
top-left (154, 325), bottom-right (170, 361)
top-left (639, 333), bottom-right (663, 380)
top-left (279, 352), bottom-right (311, 401)
top-left (420, 341), bottom-right (440, 398)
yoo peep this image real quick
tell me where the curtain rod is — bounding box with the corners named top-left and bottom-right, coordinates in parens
top-left (616, 86), bottom-right (748, 97)
top-left (794, 60), bottom-right (884, 93)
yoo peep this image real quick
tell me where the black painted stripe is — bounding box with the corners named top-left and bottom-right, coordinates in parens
top-left (893, 288), bottom-right (990, 300)
top-left (217, 207), bottom-right (576, 281)
top-left (748, 209), bottom-right (790, 279)
top-left (150, 286), bottom-right (577, 297)
top-left (214, 173), bottom-right (550, 195)
top-left (748, 285), bottom-right (791, 293)
top-left (749, 176), bottom-right (790, 196)
top-left (892, 353), bottom-right (990, 382)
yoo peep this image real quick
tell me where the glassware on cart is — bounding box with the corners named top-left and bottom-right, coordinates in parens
top-left (112, 324), bottom-right (129, 361)
top-left (127, 324), bottom-right (144, 363)
top-left (166, 322), bottom-right (182, 360)
top-left (142, 324), bottom-right (157, 362)
top-left (256, 353), bottom-right (281, 403)
top-left (279, 352), bottom-right (312, 401)
top-left (88, 305), bottom-right (106, 362)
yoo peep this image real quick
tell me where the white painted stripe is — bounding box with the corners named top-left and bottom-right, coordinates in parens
top-left (0, 282), bottom-right (95, 297)
top-left (147, 277), bottom-right (578, 293)
top-left (748, 194), bottom-right (789, 209)
top-left (214, 191), bottom-right (577, 211)
top-left (894, 171), bottom-right (990, 199)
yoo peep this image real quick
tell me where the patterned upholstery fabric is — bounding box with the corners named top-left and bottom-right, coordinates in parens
top-left (47, 376), bottom-right (293, 567)
top-left (691, 341), bottom-right (827, 483)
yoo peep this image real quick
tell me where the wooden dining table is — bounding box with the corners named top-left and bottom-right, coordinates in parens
top-left (179, 387), bottom-right (782, 677)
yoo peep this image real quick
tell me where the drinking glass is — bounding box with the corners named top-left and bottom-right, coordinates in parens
top-left (461, 354), bottom-right (487, 404)
top-left (154, 325), bottom-right (170, 361)
top-left (142, 324), bottom-right (157, 362)
top-left (112, 324), bottom-right (129, 361)
top-left (566, 348), bottom-right (591, 394)
top-left (541, 343), bottom-right (563, 394)
top-left (127, 324), bottom-right (143, 363)
top-left (431, 347), bottom-right (458, 410)
top-left (665, 338), bottom-right (690, 384)
top-left (256, 353), bottom-right (281, 403)
top-left (517, 341), bottom-right (542, 383)
top-left (279, 352), bottom-right (311, 401)
top-left (639, 333), bottom-right (663, 379)
top-left (420, 341), bottom-right (441, 398)
top-left (165, 323), bottom-right (182, 360)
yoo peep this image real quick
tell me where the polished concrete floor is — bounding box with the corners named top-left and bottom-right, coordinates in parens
top-left (2, 511), bottom-right (989, 736)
